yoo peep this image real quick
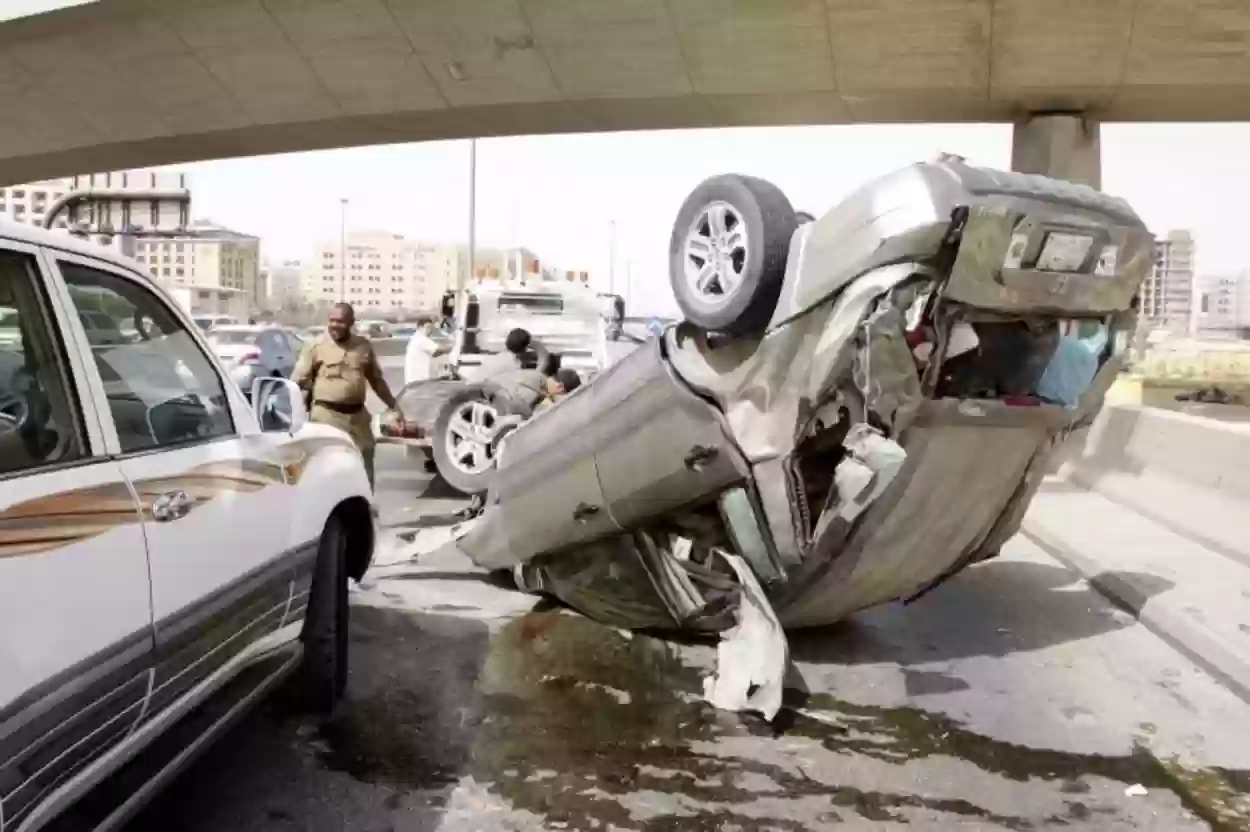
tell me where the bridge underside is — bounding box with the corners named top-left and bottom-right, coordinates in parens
top-left (0, 1), bottom-right (1246, 184)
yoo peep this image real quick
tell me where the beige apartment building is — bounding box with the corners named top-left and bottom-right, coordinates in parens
top-left (263, 259), bottom-right (304, 308)
top-left (1141, 230), bottom-right (1196, 334)
top-left (133, 220), bottom-right (261, 308)
top-left (305, 231), bottom-right (539, 314)
top-left (0, 179), bottom-right (68, 230)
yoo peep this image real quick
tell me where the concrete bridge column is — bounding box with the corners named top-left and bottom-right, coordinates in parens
top-left (1011, 113), bottom-right (1101, 189)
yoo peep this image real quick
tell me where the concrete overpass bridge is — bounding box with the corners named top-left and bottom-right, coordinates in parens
top-left (3, 0), bottom-right (1249, 189)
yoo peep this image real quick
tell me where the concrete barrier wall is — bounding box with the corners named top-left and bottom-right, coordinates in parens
top-left (1060, 405), bottom-right (1250, 567)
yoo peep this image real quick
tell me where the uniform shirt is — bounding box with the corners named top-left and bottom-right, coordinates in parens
top-left (292, 334), bottom-right (385, 407)
top-left (488, 367), bottom-right (547, 412)
top-left (477, 350), bottom-right (522, 379)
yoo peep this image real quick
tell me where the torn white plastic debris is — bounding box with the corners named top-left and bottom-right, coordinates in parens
top-left (831, 423), bottom-right (908, 527)
top-left (372, 516), bottom-right (481, 569)
top-left (702, 551), bottom-right (789, 721)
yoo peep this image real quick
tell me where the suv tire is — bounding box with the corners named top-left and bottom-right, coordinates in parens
top-left (668, 174), bottom-right (798, 335)
top-left (298, 516), bottom-right (349, 713)
top-left (431, 384), bottom-right (524, 495)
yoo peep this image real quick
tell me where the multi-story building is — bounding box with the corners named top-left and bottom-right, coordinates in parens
top-left (132, 219), bottom-right (260, 310)
top-left (1197, 273), bottom-right (1250, 337)
top-left (0, 179), bottom-right (69, 230)
top-left (1141, 230), bottom-right (1196, 333)
top-left (263, 259), bottom-right (304, 308)
top-left (0, 169), bottom-right (264, 318)
top-left (469, 246), bottom-right (540, 283)
top-left (0, 169), bottom-right (190, 256)
top-left (306, 232), bottom-right (443, 313)
top-left (304, 233), bottom-right (540, 314)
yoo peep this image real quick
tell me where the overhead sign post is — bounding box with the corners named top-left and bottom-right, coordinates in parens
top-left (41, 188), bottom-right (192, 238)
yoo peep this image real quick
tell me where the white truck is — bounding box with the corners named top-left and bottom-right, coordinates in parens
top-left (437, 277), bottom-right (615, 384)
top-left (378, 277), bottom-right (624, 476)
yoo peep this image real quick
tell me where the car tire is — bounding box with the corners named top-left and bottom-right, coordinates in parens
top-left (431, 385), bottom-right (517, 495)
top-left (298, 516), bottom-right (349, 714)
top-left (668, 174), bottom-right (798, 335)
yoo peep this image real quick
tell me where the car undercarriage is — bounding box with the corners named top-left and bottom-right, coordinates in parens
top-left (394, 158), bottom-right (1152, 716)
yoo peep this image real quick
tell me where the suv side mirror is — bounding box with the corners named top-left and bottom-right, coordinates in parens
top-left (252, 377), bottom-right (307, 433)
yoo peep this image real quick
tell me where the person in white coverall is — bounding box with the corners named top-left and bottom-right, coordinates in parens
top-left (404, 322), bottom-right (440, 383)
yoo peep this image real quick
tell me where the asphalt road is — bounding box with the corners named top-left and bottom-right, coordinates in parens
top-left (124, 365), bottom-right (1250, 831)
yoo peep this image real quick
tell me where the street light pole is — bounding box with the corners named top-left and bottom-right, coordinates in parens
top-left (608, 219), bottom-right (617, 295)
top-left (339, 197), bottom-right (348, 302)
top-left (465, 138), bottom-right (477, 293)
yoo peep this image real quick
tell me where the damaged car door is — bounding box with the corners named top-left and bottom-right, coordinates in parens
top-left (486, 376), bottom-right (621, 567)
top-left (589, 339), bottom-right (749, 529)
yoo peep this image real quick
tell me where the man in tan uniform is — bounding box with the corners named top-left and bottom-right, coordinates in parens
top-left (292, 303), bottom-right (404, 490)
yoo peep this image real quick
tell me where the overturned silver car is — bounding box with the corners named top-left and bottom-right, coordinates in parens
top-left (441, 158), bottom-right (1150, 637)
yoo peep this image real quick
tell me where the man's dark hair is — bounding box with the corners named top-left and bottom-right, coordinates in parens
top-left (540, 351), bottom-right (561, 377)
top-left (332, 302), bottom-right (355, 320)
top-left (505, 328), bottom-right (531, 355)
top-left (556, 367), bottom-right (582, 394)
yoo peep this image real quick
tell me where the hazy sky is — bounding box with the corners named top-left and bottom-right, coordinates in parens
top-left (175, 122), bottom-right (1250, 316)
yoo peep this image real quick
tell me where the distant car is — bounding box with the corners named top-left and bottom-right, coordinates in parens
top-left (0, 306), bottom-right (22, 348)
top-left (358, 319), bottom-right (391, 339)
top-left (207, 324), bottom-right (301, 396)
top-left (439, 159), bottom-right (1152, 634)
top-left (302, 325), bottom-right (327, 341)
top-left (191, 313), bottom-right (239, 332)
top-left (391, 324), bottom-right (419, 339)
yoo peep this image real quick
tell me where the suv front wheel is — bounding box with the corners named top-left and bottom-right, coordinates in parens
top-left (298, 516), bottom-right (349, 713)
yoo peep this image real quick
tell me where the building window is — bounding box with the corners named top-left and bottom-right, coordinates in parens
top-left (162, 267), bottom-right (170, 276)
top-left (176, 268), bottom-right (185, 276)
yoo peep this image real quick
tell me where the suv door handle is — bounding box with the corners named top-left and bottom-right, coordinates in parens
top-left (572, 503), bottom-right (600, 523)
top-left (151, 490), bottom-right (192, 523)
top-left (684, 444), bottom-right (720, 471)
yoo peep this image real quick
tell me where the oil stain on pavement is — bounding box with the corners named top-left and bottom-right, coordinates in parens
top-left (311, 607), bottom-right (1250, 831)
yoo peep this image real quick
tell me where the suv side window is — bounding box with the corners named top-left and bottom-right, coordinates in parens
top-left (0, 251), bottom-right (87, 476)
top-left (59, 261), bottom-right (235, 454)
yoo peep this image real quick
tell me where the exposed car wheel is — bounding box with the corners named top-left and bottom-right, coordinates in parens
top-left (669, 174), bottom-right (798, 335)
top-left (298, 516), bottom-right (349, 714)
top-left (432, 386), bottom-right (513, 495)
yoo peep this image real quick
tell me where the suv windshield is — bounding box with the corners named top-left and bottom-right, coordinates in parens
top-left (498, 293), bottom-right (564, 315)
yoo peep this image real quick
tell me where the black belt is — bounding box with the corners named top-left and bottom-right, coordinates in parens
top-left (314, 399), bottom-right (364, 415)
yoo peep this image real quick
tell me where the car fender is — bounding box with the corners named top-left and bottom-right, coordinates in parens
top-left (276, 423), bottom-right (373, 560)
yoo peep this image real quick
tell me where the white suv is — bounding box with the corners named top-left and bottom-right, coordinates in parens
top-left (0, 222), bottom-right (375, 831)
